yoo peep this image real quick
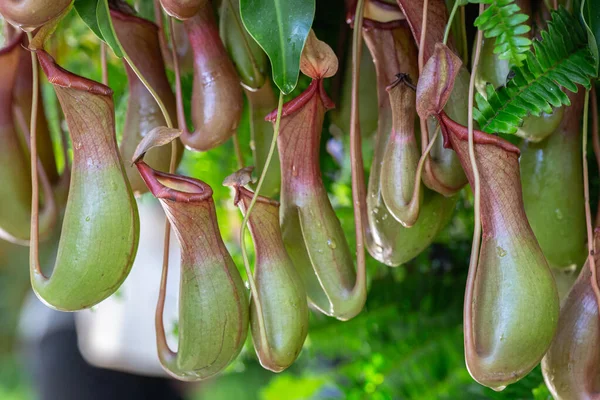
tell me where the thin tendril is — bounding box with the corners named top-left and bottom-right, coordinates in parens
top-left (443, 0), bottom-right (460, 46)
top-left (101, 42), bottom-right (108, 85)
top-left (460, 6), bottom-right (468, 62)
top-left (239, 93), bottom-right (284, 352)
top-left (168, 17), bottom-right (188, 133)
top-left (413, 125), bottom-right (440, 187)
top-left (582, 90), bottom-right (600, 310)
top-left (464, 2), bottom-right (485, 363)
top-left (349, 0), bottom-right (367, 297)
top-left (418, 0), bottom-right (430, 155)
top-left (232, 132), bottom-right (245, 169)
top-left (122, 56), bottom-right (173, 129)
top-left (13, 84), bottom-right (56, 247)
top-left (418, 0), bottom-right (429, 74)
top-left (28, 32), bottom-right (42, 276)
top-left (152, 11), bottom-right (183, 359)
top-left (591, 87), bottom-right (600, 227)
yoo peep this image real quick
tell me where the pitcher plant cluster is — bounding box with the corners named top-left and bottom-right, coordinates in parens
top-left (1, 0), bottom-right (600, 395)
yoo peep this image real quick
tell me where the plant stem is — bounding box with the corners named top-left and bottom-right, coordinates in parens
top-left (460, 6), bottom-right (468, 62)
top-left (591, 87), bottom-right (600, 227)
top-left (238, 93), bottom-right (284, 353)
top-left (418, 0), bottom-right (431, 155)
top-left (582, 89), bottom-right (600, 310)
top-left (443, 0), bottom-right (459, 46)
top-left (232, 132), bottom-right (245, 169)
top-left (349, 0), bottom-right (367, 297)
top-left (122, 56), bottom-right (173, 129)
top-left (28, 32), bottom-right (42, 276)
top-left (418, 0), bottom-right (429, 74)
top-left (168, 17), bottom-right (188, 134)
top-left (464, 2), bottom-right (485, 357)
top-left (152, 12), bottom-right (184, 357)
top-left (101, 42), bottom-right (108, 85)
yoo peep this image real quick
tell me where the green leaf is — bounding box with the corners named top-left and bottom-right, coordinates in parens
top-left (580, 0), bottom-right (600, 74)
top-left (96, 0), bottom-right (123, 58)
top-left (73, 0), bottom-right (123, 58)
top-left (74, 0), bottom-right (103, 38)
top-left (475, 7), bottom-right (596, 134)
top-left (471, 0), bottom-right (532, 67)
top-left (240, 0), bottom-right (315, 94)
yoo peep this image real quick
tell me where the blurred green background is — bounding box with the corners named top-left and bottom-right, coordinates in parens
top-left (1, 1), bottom-right (595, 399)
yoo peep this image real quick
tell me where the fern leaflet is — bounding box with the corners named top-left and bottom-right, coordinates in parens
top-left (472, 0), bottom-right (532, 67)
top-left (473, 7), bottom-right (596, 135)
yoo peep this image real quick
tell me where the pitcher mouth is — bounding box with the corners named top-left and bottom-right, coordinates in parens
top-left (135, 161), bottom-right (213, 202)
top-left (36, 50), bottom-right (113, 97)
top-left (265, 79), bottom-right (334, 122)
top-left (438, 111), bottom-right (521, 155)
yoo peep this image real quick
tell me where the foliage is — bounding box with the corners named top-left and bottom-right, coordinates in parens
top-left (472, 0), bottom-right (532, 67)
top-left (74, 0), bottom-right (124, 57)
top-left (474, 7), bottom-right (596, 134)
top-left (2, 1), bottom-right (597, 398)
top-left (579, 0), bottom-right (600, 73)
top-left (240, 0), bottom-right (315, 94)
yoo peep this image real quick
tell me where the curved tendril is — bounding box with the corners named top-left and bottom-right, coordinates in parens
top-left (122, 55), bottom-right (173, 130)
top-left (153, 10), bottom-right (186, 359)
top-left (399, 125), bottom-right (441, 224)
top-left (443, 1), bottom-right (459, 46)
top-left (582, 90), bottom-right (600, 311)
top-left (238, 93), bottom-right (284, 354)
top-left (464, 3), bottom-right (485, 365)
top-left (350, 0), bottom-right (367, 297)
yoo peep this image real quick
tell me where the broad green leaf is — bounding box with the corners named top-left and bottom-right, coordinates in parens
top-left (74, 0), bottom-right (103, 38)
top-left (73, 0), bottom-right (123, 58)
top-left (240, 0), bottom-right (315, 94)
top-left (96, 0), bottom-right (124, 58)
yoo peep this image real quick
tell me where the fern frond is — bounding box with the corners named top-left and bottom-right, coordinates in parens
top-left (473, 7), bottom-right (595, 135)
top-left (472, 0), bottom-right (532, 67)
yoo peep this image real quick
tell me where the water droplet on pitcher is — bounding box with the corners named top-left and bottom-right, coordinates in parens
top-left (491, 385), bottom-right (507, 392)
top-left (249, 140), bottom-right (256, 150)
top-left (496, 246), bottom-right (507, 257)
top-left (327, 239), bottom-right (337, 249)
top-left (292, 165), bottom-right (298, 177)
top-left (555, 209), bottom-right (564, 220)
